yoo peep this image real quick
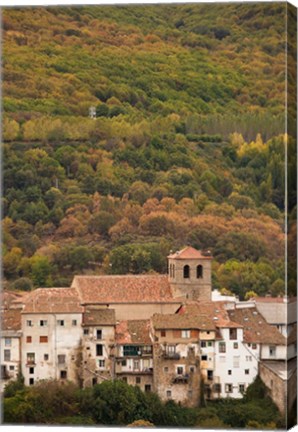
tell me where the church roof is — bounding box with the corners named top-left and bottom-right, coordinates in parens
top-left (167, 246), bottom-right (212, 260)
top-left (72, 275), bottom-right (178, 304)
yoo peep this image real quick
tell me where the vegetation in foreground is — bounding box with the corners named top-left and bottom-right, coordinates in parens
top-left (3, 375), bottom-right (284, 428)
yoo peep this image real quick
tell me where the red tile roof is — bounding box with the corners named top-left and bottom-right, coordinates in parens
top-left (0, 290), bottom-right (29, 310)
top-left (1, 308), bottom-right (22, 331)
top-left (72, 275), bottom-right (177, 304)
top-left (83, 307), bottom-right (116, 326)
top-left (228, 307), bottom-right (286, 345)
top-left (22, 288), bottom-right (83, 314)
top-left (152, 312), bottom-right (216, 330)
top-left (168, 246), bottom-right (212, 260)
top-left (178, 302), bottom-right (241, 329)
top-left (116, 320), bottom-right (152, 344)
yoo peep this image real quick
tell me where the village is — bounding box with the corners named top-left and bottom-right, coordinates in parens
top-left (1, 246), bottom-right (297, 417)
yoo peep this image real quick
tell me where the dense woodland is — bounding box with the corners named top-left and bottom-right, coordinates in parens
top-left (2, 4), bottom-right (297, 298)
top-left (3, 375), bottom-right (287, 428)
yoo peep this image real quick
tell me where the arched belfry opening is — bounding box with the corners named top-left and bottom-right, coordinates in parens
top-left (167, 246), bottom-right (212, 301)
top-left (197, 265), bottom-right (203, 279)
top-left (183, 265), bottom-right (190, 279)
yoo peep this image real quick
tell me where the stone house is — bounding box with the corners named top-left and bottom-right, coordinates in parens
top-left (81, 307), bottom-right (116, 387)
top-left (151, 312), bottom-right (202, 407)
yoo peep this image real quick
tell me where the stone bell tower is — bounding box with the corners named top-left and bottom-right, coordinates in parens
top-left (168, 246), bottom-right (212, 301)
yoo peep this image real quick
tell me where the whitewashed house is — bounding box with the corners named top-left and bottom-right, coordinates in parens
top-left (21, 288), bottom-right (83, 386)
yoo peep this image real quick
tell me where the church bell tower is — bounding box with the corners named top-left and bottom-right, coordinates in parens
top-left (168, 246), bottom-right (212, 301)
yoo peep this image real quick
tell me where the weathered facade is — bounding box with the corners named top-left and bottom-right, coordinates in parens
top-left (0, 246), bottom-right (296, 415)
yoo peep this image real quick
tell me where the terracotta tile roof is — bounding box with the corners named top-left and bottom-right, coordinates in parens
top-left (168, 246), bottom-right (212, 260)
top-left (178, 302), bottom-right (241, 329)
top-left (0, 290), bottom-right (29, 310)
top-left (116, 320), bottom-right (152, 345)
top-left (287, 324), bottom-right (297, 345)
top-left (152, 311), bottom-right (216, 331)
top-left (83, 307), bottom-right (116, 326)
top-left (228, 307), bottom-right (286, 345)
top-left (72, 275), bottom-right (177, 304)
top-left (22, 288), bottom-right (83, 314)
top-left (1, 308), bottom-right (22, 331)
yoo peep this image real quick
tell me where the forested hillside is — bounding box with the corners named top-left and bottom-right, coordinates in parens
top-left (2, 3), bottom-right (296, 298)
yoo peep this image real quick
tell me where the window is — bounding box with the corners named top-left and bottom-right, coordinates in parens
top-left (142, 345), bottom-right (152, 355)
top-left (44, 354), bottom-right (49, 361)
top-left (29, 378), bottom-right (34, 386)
top-left (233, 356), bottom-right (240, 368)
top-left (145, 384), bottom-right (151, 392)
top-left (228, 370), bottom-right (232, 375)
top-left (207, 370), bottom-right (213, 381)
top-left (201, 355), bottom-right (208, 361)
top-left (166, 345), bottom-right (176, 355)
top-left (136, 377), bottom-right (141, 384)
top-left (197, 265), bottom-right (203, 279)
top-left (201, 341), bottom-right (206, 348)
top-left (133, 360), bottom-right (140, 371)
top-left (269, 346), bottom-right (276, 357)
top-left (29, 367), bottom-right (34, 374)
top-left (99, 360), bottom-right (105, 368)
top-left (39, 336), bottom-right (48, 343)
top-left (122, 377), bottom-right (127, 383)
top-left (123, 346), bottom-right (141, 356)
top-left (245, 369), bottom-right (249, 375)
top-left (207, 341), bottom-right (213, 347)
top-left (96, 330), bottom-right (102, 340)
top-left (72, 320), bottom-right (77, 326)
top-left (233, 342), bottom-right (238, 349)
top-left (57, 320), bottom-right (64, 326)
top-left (83, 328), bottom-right (89, 335)
top-left (229, 328), bottom-right (237, 340)
top-left (60, 370), bottom-right (67, 379)
top-left (219, 356), bottom-right (226, 363)
top-left (219, 342), bottom-right (226, 353)
top-left (9, 365), bottom-right (15, 371)
top-left (181, 330), bottom-right (190, 338)
top-left (121, 360), bottom-right (127, 366)
top-left (92, 378), bottom-right (97, 386)
top-left (166, 390), bottom-right (172, 398)
top-left (58, 354), bottom-right (66, 364)
top-left (252, 343), bottom-right (257, 350)
top-left (40, 320), bottom-right (47, 327)
top-left (190, 366), bottom-right (195, 373)
top-left (5, 338), bottom-right (11, 347)
top-left (96, 344), bottom-right (103, 356)
top-left (27, 320), bottom-right (33, 327)
top-left (213, 383), bottom-right (221, 393)
top-left (26, 336), bottom-right (32, 343)
top-left (4, 350), bottom-right (11, 361)
top-left (239, 384), bottom-right (245, 393)
top-left (183, 265), bottom-right (190, 279)
top-left (27, 353), bottom-right (35, 364)
top-left (164, 367), bottom-right (169, 372)
top-left (177, 366), bottom-right (184, 375)
top-left (246, 355), bottom-right (252, 362)
top-left (225, 384), bottom-right (233, 393)
top-left (161, 330), bottom-right (166, 337)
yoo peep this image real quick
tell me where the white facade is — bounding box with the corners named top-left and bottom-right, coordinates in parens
top-left (0, 332), bottom-right (21, 392)
top-left (21, 312), bottom-right (82, 386)
top-left (214, 327), bottom-right (258, 398)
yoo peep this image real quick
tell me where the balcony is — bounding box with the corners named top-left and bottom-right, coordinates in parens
top-left (173, 374), bottom-right (189, 384)
top-left (162, 352), bottom-right (180, 360)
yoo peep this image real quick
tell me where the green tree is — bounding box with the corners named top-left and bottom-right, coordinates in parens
top-left (30, 255), bottom-right (53, 287)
